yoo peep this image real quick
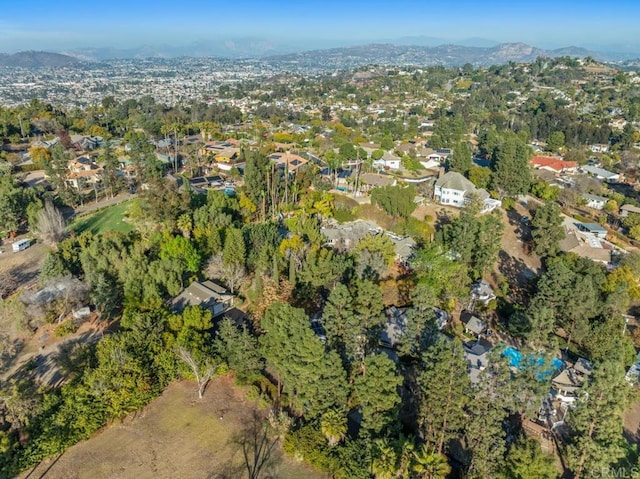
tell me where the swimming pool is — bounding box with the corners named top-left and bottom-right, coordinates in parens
top-left (223, 187), bottom-right (236, 196)
top-left (503, 346), bottom-right (563, 380)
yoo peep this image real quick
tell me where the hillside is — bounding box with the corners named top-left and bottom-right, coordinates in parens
top-left (265, 42), bottom-right (605, 68)
top-left (0, 51), bottom-right (80, 67)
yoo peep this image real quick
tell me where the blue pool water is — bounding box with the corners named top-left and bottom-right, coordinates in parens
top-left (336, 186), bottom-right (347, 192)
top-left (503, 346), bottom-right (563, 380)
top-left (223, 188), bottom-right (236, 196)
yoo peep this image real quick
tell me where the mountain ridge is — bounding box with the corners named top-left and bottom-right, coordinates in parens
top-left (0, 41), bottom-right (628, 69)
top-left (0, 51), bottom-right (80, 67)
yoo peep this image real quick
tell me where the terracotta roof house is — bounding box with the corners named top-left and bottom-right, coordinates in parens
top-left (64, 157), bottom-right (103, 190)
top-left (530, 156), bottom-right (578, 174)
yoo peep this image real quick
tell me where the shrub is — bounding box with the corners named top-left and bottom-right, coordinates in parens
top-left (284, 423), bottom-right (338, 472)
top-left (501, 197), bottom-right (516, 210)
top-left (54, 320), bottom-right (78, 337)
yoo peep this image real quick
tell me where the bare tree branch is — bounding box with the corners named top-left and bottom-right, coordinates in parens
top-left (35, 200), bottom-right (67, 248)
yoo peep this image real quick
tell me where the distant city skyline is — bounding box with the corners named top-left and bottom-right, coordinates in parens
top-left (1, 0), bottom-right (639, 54)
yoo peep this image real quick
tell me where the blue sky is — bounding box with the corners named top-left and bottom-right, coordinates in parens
top-left (1, 0), bottom-right (639, 53)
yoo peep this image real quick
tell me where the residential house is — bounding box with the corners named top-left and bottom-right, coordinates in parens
top-left (200, 141), bottom-right (241, 171)
top-left (321, 219), bottom-right (416, 264)
top-left (372, 151), bottom-right (401, 170)
top-left (65, 156), bottom-right (103, 190)
top-left (581, 165), bottom-right (620, 183)
top-left (461, 311), bottom-right (487, 336)
top-left (559, 232), bottom-right (612, 264)
top-left (530, 156), bottom-right (578, 174)
top-left (380, 306), bottom-right (448, 350)
top-left (589, 144), bottom-right (609, 153)
top-left (170, 280), bottom-right (234, 317)
top-left (620, 204), bottom-right (640, 217)
top-left (551, 358), bottom-right (592, 405)
top-left (471, 280), bottom-right (496, 305)
top-left (576, 222), bottom-right (608, 239)
top-left (359, 173), bottom-right (396, 190)
top-left (434, 171), bottom-right (501, 212)
top-left (269, 152), bottom-right (309, 174)
top-left (582, 193), bottom-right (608, 210)
top-left (70, 134), bottom-right (102, 151)
top-left (118, 159), bottom-right (137, 182)
top-left (626, 351), bottom-right (640, 384)
top-left (463, 338), bottom-right (492, 384)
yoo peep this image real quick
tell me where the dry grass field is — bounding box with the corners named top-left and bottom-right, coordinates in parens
top-left (21, 377), bottom-right (328, 479)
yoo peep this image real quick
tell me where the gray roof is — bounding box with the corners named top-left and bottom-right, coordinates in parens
top-left (382, 151), bottom-right (401, 161)
top-left (581, 165), bottom-right (618, 179)
top-left (171, 280), bottom-right (232, 314)
top-left (435, 171), bottom-right (476, 193)
top-left (578, 223), bottom-right (607, 233)
top-left (361, 173), bottom-right (396, 187)
top-left (463, 314), bottom-right (487, 335)
top-left (582, 193), bottom-right (607, 202)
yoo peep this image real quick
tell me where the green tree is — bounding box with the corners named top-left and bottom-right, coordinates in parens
top-left (223, 227), bottom-right (246, 267)
top-left (351, 353), bottom-right (402, 434)
top-left (371, 185), bottom-right (417, 218)
top-left (565, 360), bottom-right (631, 479)
top-left (547, 131), bottom-right (565, 152)
top-left (214, 318), bottom-right (264, 383)
top-left (503, 437), bottom-right (559, 479)
top-left (418, 337), bottom-right (470, 453)
top-left (468, 166), bottom-right (492, 189)
top-left (320, 409), bottom-right (348, 447)
top-left (260, 303), bottom-right (348, 417)
top-left (412, 445), bottom-right (451, 479)
top-left (464, 353), bottom-right (513, 478)
top-left (412, 242), bottom-right (470, 309)
top-left (491, 132), bottom-right (532, 197)
top-left (322, 283), bottom-right (359, 363)
top-left (0, 174), bottom-right (39, 238)
top-left (99, 141), bottom-right (121, 199)
top-left (448, 141), bottom-right (472, 174)
top-left (531, 202), bottom-right (564, 257)
top-left (243, 151), bottom-right (269, 216)
top-left (443, 202), bottom-right (504, 279)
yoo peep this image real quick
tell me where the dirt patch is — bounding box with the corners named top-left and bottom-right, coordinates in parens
top-left (624, 398), bottom-right (640, 445)
top-left (20, 378), bottom-right (328, 479)
top-left (494, 204), bottom-right (542, 302)
top-left (0, 240), bottom-right (47, 290)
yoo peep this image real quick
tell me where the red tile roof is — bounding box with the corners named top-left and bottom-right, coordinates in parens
top-left (530, 156), bottom-right (577, 173)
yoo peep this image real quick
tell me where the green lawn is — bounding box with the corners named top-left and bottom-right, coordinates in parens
top-left (72, 201), bottom-right (134, 235)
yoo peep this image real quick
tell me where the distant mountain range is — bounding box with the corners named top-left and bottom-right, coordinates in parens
top-left (264, 43), bottom-right (607, 68)
top-left (0, 51), bottom-right (80, 67)
top-left (0, 41), bottom-right (634, 69)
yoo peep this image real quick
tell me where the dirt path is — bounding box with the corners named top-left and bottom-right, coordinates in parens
top-left (21, 378), bottom-right (328, 479)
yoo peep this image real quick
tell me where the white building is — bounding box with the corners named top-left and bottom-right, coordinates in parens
top-left (433, 171), bottom-right (500, 212)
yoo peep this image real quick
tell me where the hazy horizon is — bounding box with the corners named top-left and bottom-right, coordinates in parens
top-left (1, 0), bottom-right (639, 55)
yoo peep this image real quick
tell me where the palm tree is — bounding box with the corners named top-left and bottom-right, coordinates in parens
top-left (412, 445), bottom-right (451, 479)
top-left (320, 409), bottom-right (347, 447)
top-left (176, 213), bottom-right (193, 238)
top-left (372, 438), bottom-right (397, 479)
top-left (395, 435), bottom-right (415, 479)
